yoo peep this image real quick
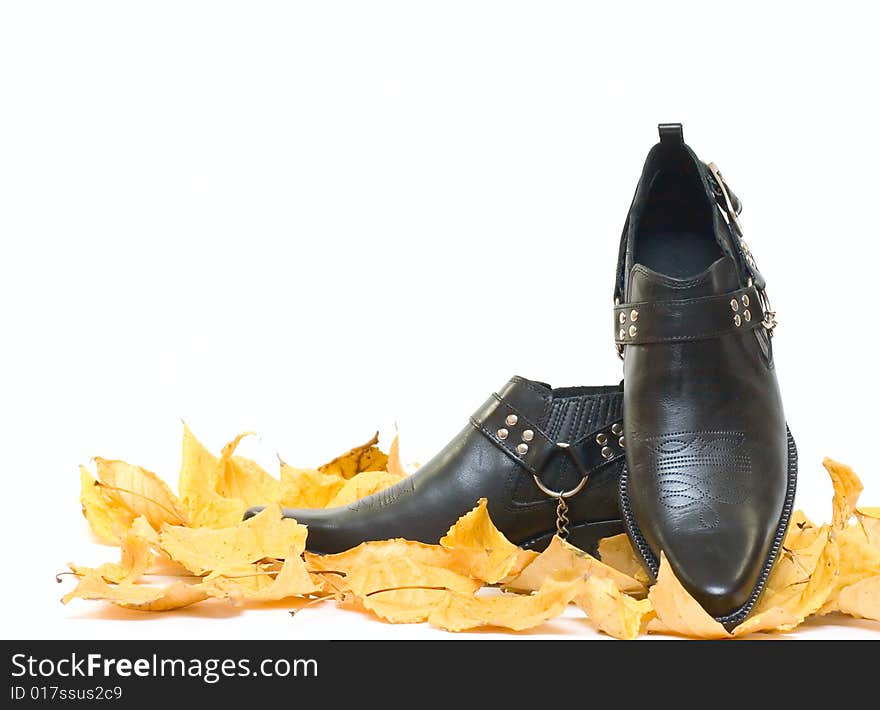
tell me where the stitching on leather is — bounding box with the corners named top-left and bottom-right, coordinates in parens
top-left (546, 400), bottom-right (562, 440)
top-left (510, 376), bottom-right (552, 401)
top-left (582, 396), bottom-right (596, 434)
top-left (615, 324), bottom-right (761, 344)
top-left (629, 263), bottom-right (717, 289)
top-left (616, 286), bottom-right (755, 309)
top-left (567, 398), bottom-right (582, 442)
top-left (537, 396), bottom-right (552, 431)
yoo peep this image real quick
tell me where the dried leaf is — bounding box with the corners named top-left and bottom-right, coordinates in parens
top-left (160, 504), bottom-right (307, 575)
top-left (730, 607), bottom-right (801, 636)
top-left (279, 464), bottom-right (345, 509)
top-left (94, 457), bottom-right (188, 530)
top-left (821, 524), bottom-right (880, 612)
top-left (742, 531), bottom-right (839, 632)
top-left (574, 575), bottom-right (654, 640)
top-left (647, 552), bottom-right (729, 639)
top-left (202, 553), bottom-right (322, 603)
top-left (386, 434), bottom-right (406, 477)
top-left (347, 557), bottom-right (480, 598)
top-left (837, 576), bottom-right (880, 621)
top-left (216, 433), bottom-right (281, 508)
top-left (756, 523), bottom-right (831, 612)
top-left (498, 549), bottom-right (540, 584)
top-left (825, 458), bottom-right (863, 531)
top-left (178, 424), bottom-right (246, 528)
top-left (506, 535), bottom-right (646, 596)
top-left (597, 533), bottom-right (651, 584)
top-left (345, 558), bottom-right (480, 623)
top-left (304, 539), bottom-right (453, 576)
top-left (70, 517), bottom-right (157, 584)
top-left (440, 498), bottom-right (520, 584)
top-left (857, 508), bottom-right (880, 547)
top-left (326, 470), bottom-right (407, 508)
top-left (79, 466), bottom-right (134, 545)
top-left (427, 578), bottom-right (581, 632)
top-left (63, 571), bottom-right (208, 611)
top-left (361, 589), bottom-right (451, 623)
top-left (318, 433), bottom-right (388, 479)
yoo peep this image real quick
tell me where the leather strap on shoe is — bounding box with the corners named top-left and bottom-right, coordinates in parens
top-left (614, 285), bottom-right (766, 346)
top-left (470, 394), bottom-right (625, 480)
top-left (705, 161), bottom-right (767, 291)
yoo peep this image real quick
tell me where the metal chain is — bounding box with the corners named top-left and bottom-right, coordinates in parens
top-left (555, 496), bottom-right (570, 539)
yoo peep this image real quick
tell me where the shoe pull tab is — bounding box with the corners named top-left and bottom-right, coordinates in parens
top-left (658, 123), bottom-right (684, 145)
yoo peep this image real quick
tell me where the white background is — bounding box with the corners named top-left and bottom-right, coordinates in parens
top-left (1, 1), bottom-right (878, 640)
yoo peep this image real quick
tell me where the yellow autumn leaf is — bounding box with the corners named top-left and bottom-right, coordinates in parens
top-left (344, 558), bottom-right (481, 624)
top-left (326, 470), bottom-right (407, 508)
top-left (730, 607), bottom-right (801, 636)
top-left (857, 508), bottom-right (880, 548)
top-left (159, 504), bottom-right (307, 576)
top-left (574, 575), bottom-right (654, 640)
top-left (216, 432), bottom-right (281, 508)
top-left (361, 589), bottom-right (452, 624)
top-left (427, 577), bottom-right (581, 632)
top-left (820, 524), bottom-right (880, 612)
top-left (825, 458), bottom-right (863, 531)
top-left (346, 557), bottom-right (481, 598)
top-left (740, 532), bottom-right (839, 633)
top-left (499, 549), bottom-right (540, 583)
top-left (756, 523), bottom-right (831, 612)
top-left (837, 576), bottom-right (880, 621)
top-left (318, 433), bottom-right (388, 479)
top-left (440, 498), bottom-right (521, 584)
top-left (506, 535), bottom-right (646, 597)
top-left (79, 466), bottom-right (135, 545)
top-left (69, 517), bottom-right (157, 584)
top-left (202, 553), bottom-right (322, 603)
top-left (647, 552), bottom-right (729, 639)
top-left (597, 533), bottom-right (651, 585)
top-left (63, 571), bottom-right (208, 611)
top-left (94, 457), bottom-right (188, 530)
top-left (304, 539), bottom-right (454, 577)
top-left (279, 464), bottom-right (345, 509)
top-left (178, 424), bottom-right (246, 528)
top-left (386, 434), bottom-right (406, 477)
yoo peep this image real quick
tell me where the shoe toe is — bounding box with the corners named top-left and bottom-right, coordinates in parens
top-left (659, 521), bottom-right (772, 621)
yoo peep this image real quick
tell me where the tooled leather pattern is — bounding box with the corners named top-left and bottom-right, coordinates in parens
top-left (348, 475), bottom-right (416, 512)
top-left (647, 431), bottom-right (752, 530)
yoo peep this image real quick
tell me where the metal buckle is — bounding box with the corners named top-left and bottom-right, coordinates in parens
top-left (747, 278), bottom-right (777, 336)
top-left (711, 163), bottom-right (779, 336)
top-left (531, 442), bottom-right (590, 539)
top-left (757, 286), bottom-right (778, 335)
top-left (707, 162), bottom-right (743, 235)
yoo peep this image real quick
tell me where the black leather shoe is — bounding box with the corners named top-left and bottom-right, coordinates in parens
top-left (246, 377), bottom-right (627, 554)
top-left (613, 124), bottom-right (796, 628)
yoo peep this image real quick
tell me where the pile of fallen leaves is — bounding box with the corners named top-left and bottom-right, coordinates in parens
top-left (63, 425), bottom-right (880, 638)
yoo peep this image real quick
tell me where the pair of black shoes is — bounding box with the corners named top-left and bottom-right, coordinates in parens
top-left (247, 124), bottom-right (795, 628)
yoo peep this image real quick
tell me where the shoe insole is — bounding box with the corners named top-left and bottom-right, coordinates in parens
top-left (635, 230), bottom-right (723, 279)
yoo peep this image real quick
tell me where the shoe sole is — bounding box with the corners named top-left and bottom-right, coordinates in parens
top-left (618, 425), bottom-right (798, 631)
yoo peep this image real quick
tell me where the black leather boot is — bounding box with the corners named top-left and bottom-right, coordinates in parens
top-left (246, 377), bottom-right (627, 554)
top-left (613, 124), bottom-right (796, 628)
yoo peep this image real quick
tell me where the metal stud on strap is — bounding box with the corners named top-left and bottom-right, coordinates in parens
top-left (471, 393), bottom-right (626, 539)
